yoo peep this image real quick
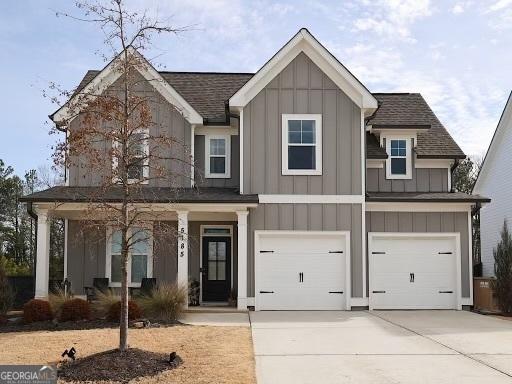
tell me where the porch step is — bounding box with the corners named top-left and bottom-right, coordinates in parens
top-left (184, 306), bottom-right (248, 314)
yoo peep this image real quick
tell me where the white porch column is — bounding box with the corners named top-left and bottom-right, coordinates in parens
top-left (35, 209), bottom-right (51, 299)
top-left (177, 210), bottom-right (189, 307)
top-left (236, 211), bottom-right (249, 310)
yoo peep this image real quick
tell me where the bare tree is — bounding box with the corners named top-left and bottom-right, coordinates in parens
top-left (50, 0), bottom-right (192, 351)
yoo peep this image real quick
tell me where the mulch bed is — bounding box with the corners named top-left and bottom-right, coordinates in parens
top-left (58, 348), bottom-right (182, 383)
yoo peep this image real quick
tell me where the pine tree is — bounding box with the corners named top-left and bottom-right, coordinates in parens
top-left (493, 220), bottom-right (512, 313)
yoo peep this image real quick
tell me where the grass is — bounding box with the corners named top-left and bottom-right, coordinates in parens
top-left (0, 325), bottom-right (256, 384)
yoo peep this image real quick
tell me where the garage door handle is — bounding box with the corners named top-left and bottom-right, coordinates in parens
top-left (439, 290), bottom-right (453, 294)
top-left (260, 250), bottom-right (274, 253)
top-left (438, 252), bottom-right (452, 255)
top-left (259, 290), bottom-right (274, 294)
top-left (372, 290), bottom-right (386, 293)
top-left (329, 251), bottom-right (344, 254)
top-left (372, 251), bottom-right (386, 254)
top-left (329, 291), bottom-right (344, 294)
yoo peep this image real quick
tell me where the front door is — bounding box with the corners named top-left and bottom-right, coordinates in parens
top-left (202, 236), bottom-right (231, 302)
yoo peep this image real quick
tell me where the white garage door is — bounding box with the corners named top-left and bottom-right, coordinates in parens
top-left (369, 233), bottom-right (459, 310)
top-left (255, 231), bottom-right (350, 311)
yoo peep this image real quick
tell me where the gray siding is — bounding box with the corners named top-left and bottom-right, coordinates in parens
top-left (67, 221), bottom-right (106, 294)
top-left (243, 52), bottom-right (362, 195)
top-left (68, 72), bottom-right (192, 188)
top-left (194, 135), bottom-right (240, 188)
top-left (248, 203), bottom-right (363, 298)
top-left (153, 221), bottom-right (178, 284)
top-left (365, 211), bottom-right (470, 298)
top-left (366, 167), bottom-right (449, 192)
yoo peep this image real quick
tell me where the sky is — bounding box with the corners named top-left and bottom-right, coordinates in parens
top-left (1, 0), bottom-right (512, 175)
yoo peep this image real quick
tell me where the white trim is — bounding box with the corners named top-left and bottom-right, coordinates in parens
top-left (366, 202), bottom-right (473, 212)
top-left (376, 129), bottom-right (419, 138)
top-left (177, 210), bottom-right (189, 309)
top-left (366, 160), bottom-right (384, 169)
top-left (239, 109), bottom-right (244, 194)
top-left (385, 135), bottom-right (412, 179)
top-left (63, 219), bottom-right (68, 279)
top-left (105, 225), bottom-right (154, 288)
top-left (205, 134), bottom-right (231, 178)
top-left (259, 194), bottom-right (364, 204)
top-left (281, 114), bottom-right (322, 175)
top-left (467, 210), bottom-right (474, 306)
top-left (350, 297), bottom-right (369, 307)
top-left (35, 209), bottom-right (50, 298)
top-left (229, 29), bottom-right (378, 110)
top-left (53, 46), bottom-right (203, 126)
top-left (191, 124), bottom-right (196, 187)
top-left (461, 298), bottom-right (473, 306)
top-left (254, 230), bottom-right (351, 311)
top-left (236, 211), bottom-right (249, 310)
top-left (195, 126), bottom-right (238, 136)
top-left (247, 297), bottom-right (255, 307)
top-left (368, 232), bottom-right (462, 310)
top-left (415, 159), bottom-right (454, 168)
top-left (361, 110), bottom-right (367, 302)
top-left (199, 224), bottom-right (234, 304)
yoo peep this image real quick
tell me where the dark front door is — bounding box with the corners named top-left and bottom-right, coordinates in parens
top-left (202, 236), bottom-right (231, 302)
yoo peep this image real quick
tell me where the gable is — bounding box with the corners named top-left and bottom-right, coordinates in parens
top-left (51, 47), bottom-right (203, 127)
top-left (474, 92), bottom-right (512, 193)
top-left (229, 28), bottom-right (378, 112)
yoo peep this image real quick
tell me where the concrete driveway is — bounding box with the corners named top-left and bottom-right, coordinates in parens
top-left (250, 310), bottom-right (512, 384)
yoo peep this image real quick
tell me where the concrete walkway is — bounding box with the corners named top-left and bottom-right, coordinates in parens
top-left (179, 312), bottom-right (250, 327)
top-left (250, 310), bottom-right (512, 384)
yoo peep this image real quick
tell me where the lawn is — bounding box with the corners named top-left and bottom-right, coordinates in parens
top-left (0, 325), bottom-right (256, 384)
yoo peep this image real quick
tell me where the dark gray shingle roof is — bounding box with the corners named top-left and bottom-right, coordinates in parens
top-left (20, 186), bottom-right (258, 204)
top-left (366, 192), bottom-right (489, 203)
top-left (71, 72), bottom-right (464, 159)
top-left (366, 132), bottom-right (387, 159)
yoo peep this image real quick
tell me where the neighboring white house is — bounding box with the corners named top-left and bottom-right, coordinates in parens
top-left (473, 92), bottom-right (512, 277)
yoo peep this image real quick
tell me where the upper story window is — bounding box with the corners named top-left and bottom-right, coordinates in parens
top-left (282, 114), bottom-right (322, 175)
top-left (385, 136), bottom-right (412, 179)
top-left (205, 134), bottom-right (231, 178)
top-left (112, 129), bottom-right (149, 184)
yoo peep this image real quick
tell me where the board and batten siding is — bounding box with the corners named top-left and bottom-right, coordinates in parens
top-left (194, 135), bottom-right (240, 188)
top-left (365, 211), bottom-right (470, 298)
top-left (366, 167), bottom-right (449, 192)
top-left (243, 52), bottom-right (362, 195)
top-left (248, 203), bottom-right (363, 298)
top-left (68, 72), bottom-right (192, 188)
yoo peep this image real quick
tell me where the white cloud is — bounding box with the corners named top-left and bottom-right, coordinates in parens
top-left (487, 0), bottom-right (512, 12)
top-left (353, 0), bottom-right (432, 42)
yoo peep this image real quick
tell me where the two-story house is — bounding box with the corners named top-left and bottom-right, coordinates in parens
top-left (22, 29), bottom-right (489, 311)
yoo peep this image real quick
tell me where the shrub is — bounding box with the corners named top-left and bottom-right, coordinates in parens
top-left (107, 300), bottom-right (142, 322)
top-left (59, 298), bottom-right (91, 322)
top-left (493, 220), bottom-right (512, 313)
top-left (137, 284), bottom-right (186, 322)
top-left (23, 299), bottom-right (52, 323)
top-left (48, 290), bottom-right (73, 318)
top-left (93, 289), bottom-right (121, 317)
top-left (0, 262), bottom-right (14, 316)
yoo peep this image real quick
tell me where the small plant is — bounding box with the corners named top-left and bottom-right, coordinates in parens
top-left (493, 220), bottom-right (512, 313)
top-left (60, 298), bottom-right (91, 322)
top-left (23, 299), bottom-right (52, 323)
top-left (188, 279), bottom-right (200, 306)
top-left (138, 284), bottom-right (187, 322)
top-left (48, 289), bottom-right (73, 318)
top-left (107, 300), bottom-right (142, 322)
top-left (228, 288), bottom-right (237, 307)
top-left (93, 289), bottom-right (121, 318)
top-left (0, 262), bottom-right (14, 319)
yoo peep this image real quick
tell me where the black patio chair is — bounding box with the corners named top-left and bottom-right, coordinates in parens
top-left (130, 278), bottom-right (157, 297)
top-left (84, 278), bottom-right (110, 302)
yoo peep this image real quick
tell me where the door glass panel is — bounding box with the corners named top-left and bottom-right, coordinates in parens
top-left (217, 242), bottom-right (226, 261)
top-left (208, 261), bottom-right (217, 280)
top-left (208, 242), bottom-right (217, 260)
top-left (217, 261), bottom-right (226, 280)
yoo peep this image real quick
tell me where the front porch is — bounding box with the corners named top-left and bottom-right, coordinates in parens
top-left (29, 199), bottom-right (256, 311)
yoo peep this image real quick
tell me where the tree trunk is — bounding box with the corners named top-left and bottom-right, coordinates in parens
top-left (119, 225), bottom-right (129, 351)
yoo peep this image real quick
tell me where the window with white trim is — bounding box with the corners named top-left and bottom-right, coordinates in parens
top-left (282, 114), bottom-right (322, 175)
top-left (205, 135), bottom-right (231, 178)
top-left (112, 129), bottom-right (149, 184)
top-left (107, 227), bottom-right (153, 287)
top-left (385, 136), bottom-right (412, 179)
